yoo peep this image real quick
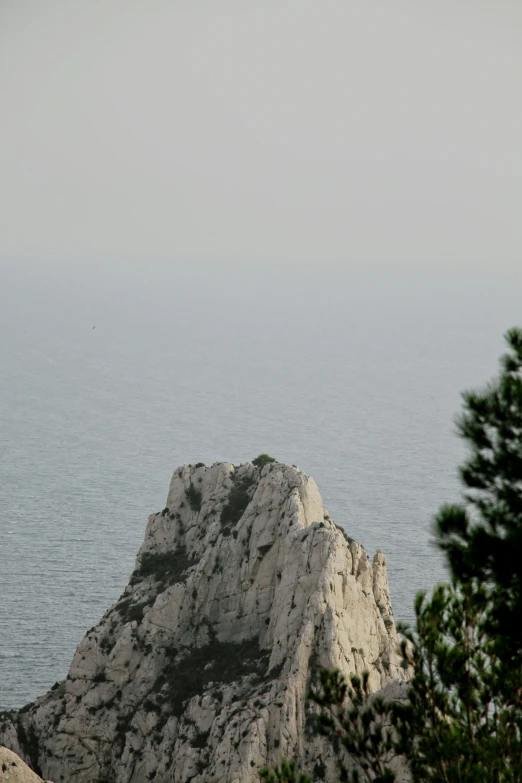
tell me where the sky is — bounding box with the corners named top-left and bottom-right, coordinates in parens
top-left (0, 0), bottom-right (521, 274)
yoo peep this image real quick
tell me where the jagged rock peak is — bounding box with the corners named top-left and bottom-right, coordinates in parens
top-left (0, 460), bottom-right (408, 783)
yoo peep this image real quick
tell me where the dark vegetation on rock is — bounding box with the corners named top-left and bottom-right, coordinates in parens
top-left (220, 474), bottom-right (257, 532)
top-left (130, 546), bottom-right (199, 589)
top-left (14, 722), bottom-right (41, 777)
top-left (185, 481), bottom-right (203, 512)
top-left (252, 454), bottom-right (277, 468)
top-left (148, 636), bottom-right (271, 717)
top-left (115, 594), bottom-right (153, 624)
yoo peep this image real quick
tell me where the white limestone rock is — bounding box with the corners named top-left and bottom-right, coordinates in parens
top-left (0, 747), bottom-right (44, 783)
top-left (0, 461), bottom-right (409, 782)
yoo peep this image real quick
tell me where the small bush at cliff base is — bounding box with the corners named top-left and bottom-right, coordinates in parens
top-left (252, 454), bottom-right (276, 467)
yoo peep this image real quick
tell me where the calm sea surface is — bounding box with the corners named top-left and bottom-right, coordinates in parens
top-left (1, 263), bottom-right (520, 709)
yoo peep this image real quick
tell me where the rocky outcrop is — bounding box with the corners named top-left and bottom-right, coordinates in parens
top-left (0, 461), bottom-right (408, 782)
top-left (0, 747), bottom-right (43, 783)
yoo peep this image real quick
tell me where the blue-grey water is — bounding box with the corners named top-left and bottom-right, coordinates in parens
top-left (1, 262), bottom-right (520, 710)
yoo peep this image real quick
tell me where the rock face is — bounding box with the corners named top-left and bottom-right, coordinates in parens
top-left (0, 461), bottom-right (408, 782)
top-left (0, 747), bottom-right (43, 783)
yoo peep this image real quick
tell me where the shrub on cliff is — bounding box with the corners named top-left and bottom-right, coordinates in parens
top-left (260, 760), bottom-right (311, 783)
top-left (185, 481), bottom-right (203, 512)
top-left (220, 474), bottom-right (256, 531)
top-left (252, 454), bottom-right (277, 467)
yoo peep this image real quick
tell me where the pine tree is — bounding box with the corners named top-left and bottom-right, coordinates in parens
top-left (435, 327), bottom-right (522, 662)
top-left (308, 577), bottom-right (522, 782)
top-left (260, 328), bottom-right (522, 782)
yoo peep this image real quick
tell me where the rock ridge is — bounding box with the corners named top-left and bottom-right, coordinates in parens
top-left (0, 461), bottom-right (408, 782)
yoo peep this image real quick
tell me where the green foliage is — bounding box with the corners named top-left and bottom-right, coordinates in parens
top-left (130, 546), bottom-right (199, 589)
top-left (435, 327), bottom-right (522, 661)
top-left (252, 454), bottom-right (277, 467)
top-left (260, 759), bottom-right (311, 783)
top-left (99, 634), bottom-right (115, 655)
top-left (220, 474), bottom-right (256, 531)
top-left (15, 721), bottom-right (42, 776)
top-left (393, 581), bottom-right (522, 782)
top-left (308, 587), bottom-right (518, 781)
top-left (297, 580), bottom-right (522, 782)
top-left (115, 595), bottom-right (151, 625)
top-left (150, 636), bottom-right (270, 717)
top-left (185, 481), bottom-right (203, 512)
top-left (310, 669), bottom-right (396, 783)
top-left (261, 329), bottom-right (522, 782)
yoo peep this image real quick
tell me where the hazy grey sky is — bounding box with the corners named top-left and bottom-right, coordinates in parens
top-left (1, 0), bottom-right (521, 271)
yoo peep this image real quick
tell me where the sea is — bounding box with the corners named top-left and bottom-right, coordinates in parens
top-left (1, 261), bottom-right (520, 710)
